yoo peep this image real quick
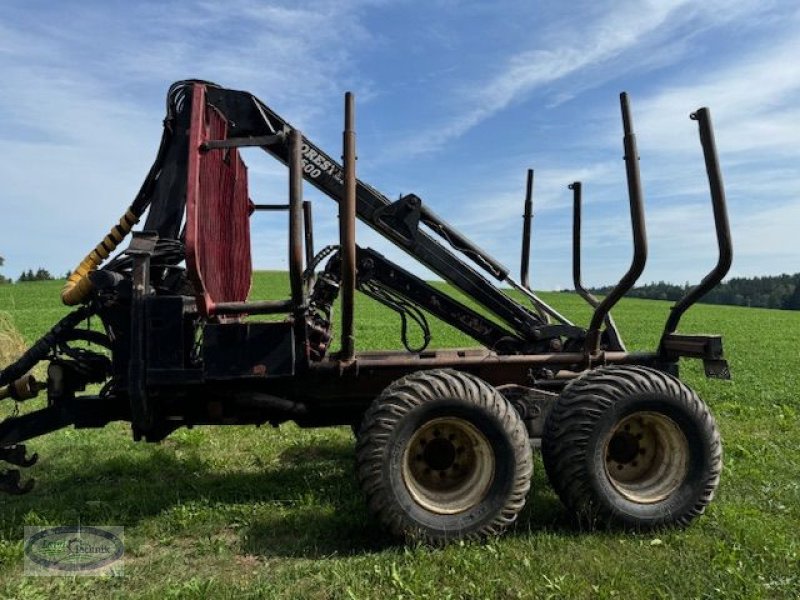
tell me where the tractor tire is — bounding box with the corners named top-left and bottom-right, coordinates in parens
top-left (356, 369), bottom-right (532, 544)
top-left (542, 365), bottom-right (722, 529)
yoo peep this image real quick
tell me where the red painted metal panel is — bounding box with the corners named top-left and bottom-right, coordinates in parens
top-left (185, 84), bottom-right (252, 316)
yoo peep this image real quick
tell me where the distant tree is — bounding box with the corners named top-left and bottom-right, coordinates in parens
top-left (17, 268), bottom-right (55, 282)
top-left (0, 255), bottom-right (8, 284)
top-left (784, 284), bottom-right (800, 310)
top-left (589, 272), bottom-right (800, 311)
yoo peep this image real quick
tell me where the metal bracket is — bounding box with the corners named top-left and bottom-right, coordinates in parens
top-left (200, 133), bottom-right (285, 151)
top-left (127, 231), bottom-right (159, 436)
top-left (372, 194), bottom-right (422, 246)
top-left (497, 384), bottom-right (558, 447)
top-left (704, 359), bottom-right (731, 380)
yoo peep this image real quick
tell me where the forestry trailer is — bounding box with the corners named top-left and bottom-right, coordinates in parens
top-left (0, 81), bottom-right (732, 544)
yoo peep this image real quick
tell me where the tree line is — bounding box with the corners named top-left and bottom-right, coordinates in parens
top-left (18, 268), bottom-right (55, 282)
top-left (2, 253), bottom-right (799, 310)
top-left (0, 256), bottom-right (60, 284)
top-left (587, 273), bottom-right (800, 311)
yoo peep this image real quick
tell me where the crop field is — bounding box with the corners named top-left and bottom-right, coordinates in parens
top-left (0, 273), bottom-right (798, 599)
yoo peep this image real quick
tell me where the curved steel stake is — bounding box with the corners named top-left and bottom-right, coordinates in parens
top-left (585, 92), bottom-right (648, 354)
top-left (570, 182), bottom-right (625, 352)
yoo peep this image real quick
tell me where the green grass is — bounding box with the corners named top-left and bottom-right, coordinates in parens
top-left (0, 273), bottom-right (798, 599)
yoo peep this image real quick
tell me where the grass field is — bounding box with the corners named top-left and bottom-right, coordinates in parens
top-left (0, 274), bottom-right (798, 599)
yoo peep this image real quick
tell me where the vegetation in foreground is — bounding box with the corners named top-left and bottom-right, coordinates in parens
top-left (0, 274), bottom-right (798, 599)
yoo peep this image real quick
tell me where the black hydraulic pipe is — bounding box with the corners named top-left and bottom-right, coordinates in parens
top-left (340, 92), bottom-right (357, 361)
top-left (0, 405), bottom-right (75, 448)
top-left (0, 307), bottom-right (91, 388)
top-left (356, 247), bottom-right (523, 351)
top-left (303, 201), bottom-right (314, 270)
top-left (253, 204), bottom-right (290, 211)
top-left (418, 203), bottom-right (510, 280)
top-left (585, 92), bottom-right (648, 353)
top-left (662, 108), bottom-right (733, 337)
top-left (303, 200), bottom-right (315, 290)
top-left (288, 128), bottom-right (306, 307)
top-left (521, 169), bottom-right (534, 289)
top-left (570, 182), bottom-right (625, 352)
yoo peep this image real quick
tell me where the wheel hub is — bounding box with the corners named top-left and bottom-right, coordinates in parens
top-left (402, 417), bottom-right (495, 515)
top-left (603, 411), bottom-right (689, 504)
top-left (422, 437), bottom-right (456, 471)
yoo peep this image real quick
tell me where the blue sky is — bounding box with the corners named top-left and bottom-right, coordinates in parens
top-left (1, 0), bottom-right (798, 290)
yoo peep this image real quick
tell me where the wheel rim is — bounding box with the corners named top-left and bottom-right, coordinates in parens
top-left (603, 411), bottom-right (689, 504)
top-left (401, 417), bottom-right (495, 515)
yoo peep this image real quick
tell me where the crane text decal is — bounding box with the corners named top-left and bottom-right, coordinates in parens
top-left (301, 144), bottom-right (344, 185)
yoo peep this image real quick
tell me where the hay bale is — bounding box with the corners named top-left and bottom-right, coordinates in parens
top-left (0, 311), bottom-right (26, 369)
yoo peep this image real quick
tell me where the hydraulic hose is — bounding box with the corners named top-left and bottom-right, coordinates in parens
top-left (59, 80), bottom-right (193, 306)
top-left (61, 208), bottom-right (139, 305)
top-left (0, 307), bottom-right (92, 387)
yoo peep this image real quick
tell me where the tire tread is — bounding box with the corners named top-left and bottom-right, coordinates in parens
top-left (542, 365), bottom-right (722, 528)
top-left (356, 369), bottom-right (532, 543)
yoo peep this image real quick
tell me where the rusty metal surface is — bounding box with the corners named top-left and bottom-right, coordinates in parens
top-left (340, 92), bottom-right (357, 360)
top-left (520, 169), bottom-right (534, 289)
top-left (585, 93), bottom-right (647, 353)
top-left (570, 181), bottom-right (625, 352)
top-left (661, 107), bottom-right (733, 338)
top-left (289, 129), bottom-right (306, 309)
top-left (213, 299), bottom-right (293, 315)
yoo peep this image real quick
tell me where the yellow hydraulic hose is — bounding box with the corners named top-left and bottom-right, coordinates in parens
top-left (61, 208), bottom-right (139, 306)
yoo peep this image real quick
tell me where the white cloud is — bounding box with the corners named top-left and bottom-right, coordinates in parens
top-left (0, 0), bottom-right (795, 292)
top-left (387, 0), bottom-right (766, 157)
top-left (0, 1), bottom-right (378, 278)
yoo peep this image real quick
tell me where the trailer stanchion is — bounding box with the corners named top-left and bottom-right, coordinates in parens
top-left (289, 129), bottom-right (306, 308)
top-left (662, 108), bottom-right (733, 337)
top-left (570, 182), bottom-right (625, 351)
top-left (520, 169), bottom-right (534, 289)
top-left (341, 92), bottom-right (357, 361)
top-left (585, 92), bottom-right (648, 354)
